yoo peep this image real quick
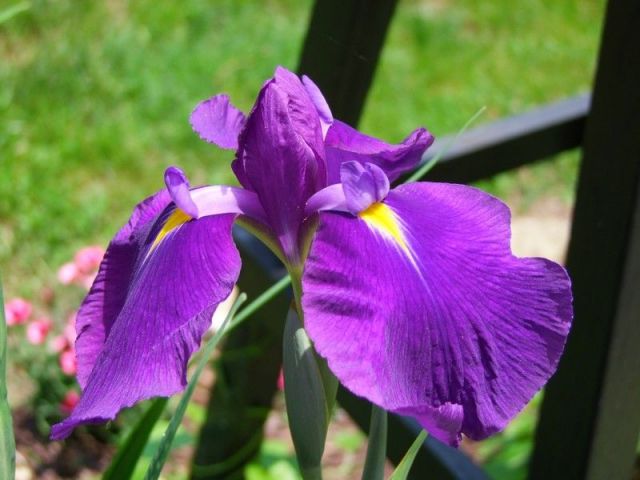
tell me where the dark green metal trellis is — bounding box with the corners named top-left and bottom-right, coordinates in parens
top-left (191, 0), bottom-right (640, 478)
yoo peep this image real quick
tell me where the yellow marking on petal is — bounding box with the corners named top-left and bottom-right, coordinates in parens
top-left (148, 209), bottom-right (192, 256)
top-left (359, 202), bottom-right (409, 254)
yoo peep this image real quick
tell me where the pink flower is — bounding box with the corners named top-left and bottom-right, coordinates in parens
top-left (59, 349), bottom-right (77, 376)
top-left (60, 390), bottom-right (80, 414)
top-left (277, 368), bottom-right (285, 391)
top-left (4, 298), bottom-right (33, 326)
top-left (74, 246), bottom-right (104, 274)
top-left (57, 262), bottom-right (79, 285)
top-left (26, 317), bottom-right (52, 345)
top-left (80, 273), bottom-right (97, 291)
top-left (64, 320), bottom-right (76, 345)
top-left (50, 335), bottom-right (70, 353)
top-left (48, 314), bottom-right (76, 353)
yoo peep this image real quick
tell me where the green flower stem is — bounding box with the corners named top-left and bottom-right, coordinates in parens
top-left (282, 308), bottom-right (326, 480)
top-left (291, 269), bottom-right (339, 418)
top-left (282, 273), bottom-right (339, 480)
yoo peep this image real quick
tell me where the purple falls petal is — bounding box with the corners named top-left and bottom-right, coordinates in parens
top-left (235, 78), bottom-right (326, 261)
top-left (190, 94), bottom-right (246, 150)
top-left (324, 120), bottom-right (434, 183)
top-left (340, 162), bottom-right (390, 214)
top-left (164, 166), bottom-right (198, 218)
top-left (74, 189), bottom-right (171, 389)
top-left (302, 182), bottom-right (572, 445)
top-left (52, 205), bottom-right (241, 439)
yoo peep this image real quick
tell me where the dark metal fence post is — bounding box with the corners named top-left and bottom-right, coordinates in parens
top-left (297, 0), bottom-right (399, 126)
top-left (529, 0), bottom-right (640, 478)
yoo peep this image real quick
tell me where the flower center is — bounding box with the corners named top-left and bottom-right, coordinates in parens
top-left (148, 209), bottom-right (192, 256)
top-left (359, 202), bottom-right (409, 253)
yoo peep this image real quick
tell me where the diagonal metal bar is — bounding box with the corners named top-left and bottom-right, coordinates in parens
top-left (404, 94), bottom-right (589, 184)
top-left (529, 0), bottom-right (640, 478)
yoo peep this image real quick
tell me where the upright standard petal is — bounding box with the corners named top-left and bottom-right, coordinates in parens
top-left (190, 94), bottom-right (246, 150)
top-left (235, 79), bottom-right (325, 262)
top-left (52, 204), bottom-right (241, 439)
top-left (302, 182), bottom-right (572, 445)
top-left (272, 67), bottom-right (325, 154)
top-left (301, 74), bottom-right (333, 138)
top-left (324, 120), bottom-right (434, 183)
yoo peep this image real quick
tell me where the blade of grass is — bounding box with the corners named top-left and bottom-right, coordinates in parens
top-left (227, 274), bottom-right (290, 332)
top-left (361, 406), bottom-right (387, 480)
top-left (102, 397), bottom-right (168, 480)
top-left (0, 275), bottom-right (16, 480)
top-left (388, 430), bottom-right (428, 480)
top-left (0, 1), bottom-right (30, 25)
top-left (406, 106), bottom-right (487, 183)
top-left (143, 292), bottom-right (247, 480)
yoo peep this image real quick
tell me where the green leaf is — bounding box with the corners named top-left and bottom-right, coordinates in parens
top-left (388, 430), bottom-right (427, 480)
top-left (143, 292), bottom-right (247, 480)
top-left (361, 406), bottom-right (387, 480)
top-left (0, 274), bottom-right (16, 478)
top-left (0, 275), bottom-right (15, 480)
top-left (102, 397), bottom-right (168, 480)
top-left (282, 309), bottom-right (332, 480)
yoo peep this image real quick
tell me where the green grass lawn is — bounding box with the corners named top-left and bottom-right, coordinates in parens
top-left (1, 0), bottom-right (604, 295)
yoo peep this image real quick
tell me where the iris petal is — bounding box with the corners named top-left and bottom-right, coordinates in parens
top-left (301, 74), bottom-right (333, 138)
top-left (236, 78), bottom-right (325, 262)
top-left (51, 201), bottom-right (241, 439)
top-left (304, 162), bottom-right (391, 217)
top-left (301, 182), bottom-right (572, 445)
top-left (190, 94), bottom-right (246, 150)
top-left (325, 120), bottom-right (434, 183)
top-left (272, 67), bottom-right (325, 155)
top-left (340, 162), bottom-right (390, 214)
top-left (165, 166), bottom-right (198, 218)
top-left (74, 189), bottom-right (171, 389)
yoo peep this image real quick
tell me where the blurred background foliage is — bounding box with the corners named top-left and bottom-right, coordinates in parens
top-left (1, 0), bottom-right (605, 478)
top-left (1, 0), bottom-right (604, 296)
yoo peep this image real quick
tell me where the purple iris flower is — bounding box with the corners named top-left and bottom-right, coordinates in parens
top-left (51, 66), bottom-right (572, 446)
